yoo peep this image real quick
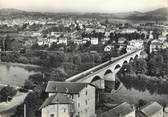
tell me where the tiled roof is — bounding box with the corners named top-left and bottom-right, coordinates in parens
top-left (140, 102), bottom-right (163, 117)
top-left (45, 81), bottom-right (89, 94)
top-left (39, 93), bottom-right (73, 109)
top-left (99, 102), bottom-right (134, 117)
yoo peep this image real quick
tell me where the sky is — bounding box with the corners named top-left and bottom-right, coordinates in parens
top-left (0, 0), bottom-right (168, 13)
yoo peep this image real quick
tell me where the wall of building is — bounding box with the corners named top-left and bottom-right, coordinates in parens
top-left (73, 85), bottom-right (96, 117)
top-left (42, 104), bottom-right (71, 117)
top-left (151, 109), bottom-right (163, 117)
top-left (123, 111), bottom-right (135, 117)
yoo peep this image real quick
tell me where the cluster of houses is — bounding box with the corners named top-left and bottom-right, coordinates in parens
top-left (40, 81), bottom-right (166, 117)
top-left (3, 17), bottom-right (168, 54)
top-left (149, 31), bottom-right (168, 53)
top-left (20, 18), bottom-right (150, 49)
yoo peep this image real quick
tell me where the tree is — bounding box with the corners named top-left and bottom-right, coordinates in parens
top-left (148, 54), bottom-right (164, 76)
top-left (48, 52), bottom-right (65, 67)
top-left (0, 85), bottom-right (17, 102)
top-left (73, 55), bottom-right (82, 65)
top-left (137, 99), bottom-right (147, 108)
top-left (24, 80), bottom-right (36, 90)
top-left (133, 58), bottom-right (148, 74)
top-left (12, 91), bottom-right (43, 117)
top-left (119, 63), bottom-right (135, 75)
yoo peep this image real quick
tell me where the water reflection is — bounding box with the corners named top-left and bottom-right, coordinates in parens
top-left (111, 77), bottom-right (168, 105)
top-left (119, 75), bottom-right (168, 95)
top-left (0, 63), bottom-right (40, 86)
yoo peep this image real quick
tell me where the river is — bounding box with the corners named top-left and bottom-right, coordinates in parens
top-left (0, 62), bottom-right (41, 86)
top-left (103, 82), bottom-right (168, 105)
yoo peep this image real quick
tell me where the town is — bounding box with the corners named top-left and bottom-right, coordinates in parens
top-left (0, 4), bottom-right (168, 117)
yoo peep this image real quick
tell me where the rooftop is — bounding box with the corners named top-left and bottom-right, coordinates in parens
top-left (45, 81), bottom-right (90, 94)
top-left (99, 102), bottom-right (135, 117)
top-left (140, 102), bottom-right (163, 117)
top-left (39, 93), bottom-right (73, 109)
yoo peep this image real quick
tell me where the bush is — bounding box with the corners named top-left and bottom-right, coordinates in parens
top-left (18, 56), bottom-right (29, 64)
top-left (0, 85), bottom-right (17, 102)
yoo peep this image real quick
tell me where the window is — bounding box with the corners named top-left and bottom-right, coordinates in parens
top-left (78, 93), bottom-right (80, 98)
top-left (50, 114), bottom-right (54, 117)
top-left (78, 103), bottom-right (80, 107)
top-left (64, 108), bottom-right (66, 113)
top-left (85, 109), bottom-right (87, 113)
top-left (85, 100), bottom-right (87, 105)
top-left (85, 90), bottom-right (87, 95)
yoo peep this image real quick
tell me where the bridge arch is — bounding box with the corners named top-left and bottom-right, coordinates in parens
top-left (134, 54), bottom-right (139, 59)
top-left (129, 57), bottom-right (134, 63)
top-left (90, 75), bottom-right (104, 89)
top-left (104, 69), bottom-right (113, 75)
top-left (91, 76), bottom-right (102, 82)
top-left (123, 60), bottom-right (128, 65)
top-left (114, 64), bottom-right (121, 70)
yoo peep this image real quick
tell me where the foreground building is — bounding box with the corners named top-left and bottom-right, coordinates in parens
top-left (40, 81), bottom-right (96, 117)
top-left (99, 102), bottom-right (135, 117)
top-left (40, 93), bottom-right (74, 117)
top-left (136, 102), bottom-right (163, 117)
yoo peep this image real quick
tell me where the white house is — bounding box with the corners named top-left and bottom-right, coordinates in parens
top-left (82, 38), bottom-right (90, 44)
top-left (104, 32), bottom-right (110, 38)
top-left (95, 28), bottom-right (105, 33)
top-left (91, 38), bottom-right (99, 45)
top-left (57, 38), bottom-right (68, 45)
top-left (121, 28), bottom-right (137, 33)
top-left (104, 45), bottom-right (113, 52)
top-left (32, 32), bottom-right (41, 37)
top-left (126, 40), bottom-right (143, 53)
top-left (48, 36), bottom-right (58, 44)
top-left (158, 35), bottom-right (166, 42)
top-left (149, 31), bottom-right (154, 39)
top-left (74, 39), bottom-right (83, 45)
top-left (149, 39), bottom-right (163, 53)
top-left (41, 81), bottom-right (96, 117)
top-left (51, 32), bottom-right (62, 38)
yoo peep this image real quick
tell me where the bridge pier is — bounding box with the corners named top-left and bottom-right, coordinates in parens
top-left (104, 72), bottom-right (115, 92)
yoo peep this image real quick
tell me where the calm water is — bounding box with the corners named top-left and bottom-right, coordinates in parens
top-left (0, 62), bottom-right (40, 86)
top-left (113, 85), bottom-right (168, 104)
top-left (103, 82), bottom-right (168, 105)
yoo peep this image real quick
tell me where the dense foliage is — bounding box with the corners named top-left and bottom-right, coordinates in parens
top-left (0, 85), bottom-right (17, 102)
top-left (118, 49), bottom-right (168, 95)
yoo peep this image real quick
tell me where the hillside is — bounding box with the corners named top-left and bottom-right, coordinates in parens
top-left (0, 7), bottom-right (168, 21)
top-left (146, 7), bottom-right (168, 16)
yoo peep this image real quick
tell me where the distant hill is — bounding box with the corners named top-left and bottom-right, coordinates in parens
top-left (146, 7), bottom-right (168, 16)
top-left (0, 7), bottom-right (168, 21)
top-left (0, 8), bottom-right (25, 15)
top-left (127, 7), bottom-right (168, 20)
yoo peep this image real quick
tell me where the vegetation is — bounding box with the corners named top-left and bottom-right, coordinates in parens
top-left (0, 85), bottom-right (17, 102)
top-left (118, 48), bottom-right (168, 95)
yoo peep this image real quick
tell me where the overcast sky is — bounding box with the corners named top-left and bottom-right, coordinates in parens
top-left (0, 0), bottom-right (168, 13)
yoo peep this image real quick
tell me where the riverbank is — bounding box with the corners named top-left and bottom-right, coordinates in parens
top-left (0, 92), bottom-right (28, 117)
top-left (0, 61), bottom-right (40, 68)
top-left (117, 73), bottom-right (168, 95)
top-left (0, 62), bottom-right (40, 86)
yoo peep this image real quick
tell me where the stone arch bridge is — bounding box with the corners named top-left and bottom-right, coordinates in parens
top-left (66, 49), bottom-right (143, 89)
